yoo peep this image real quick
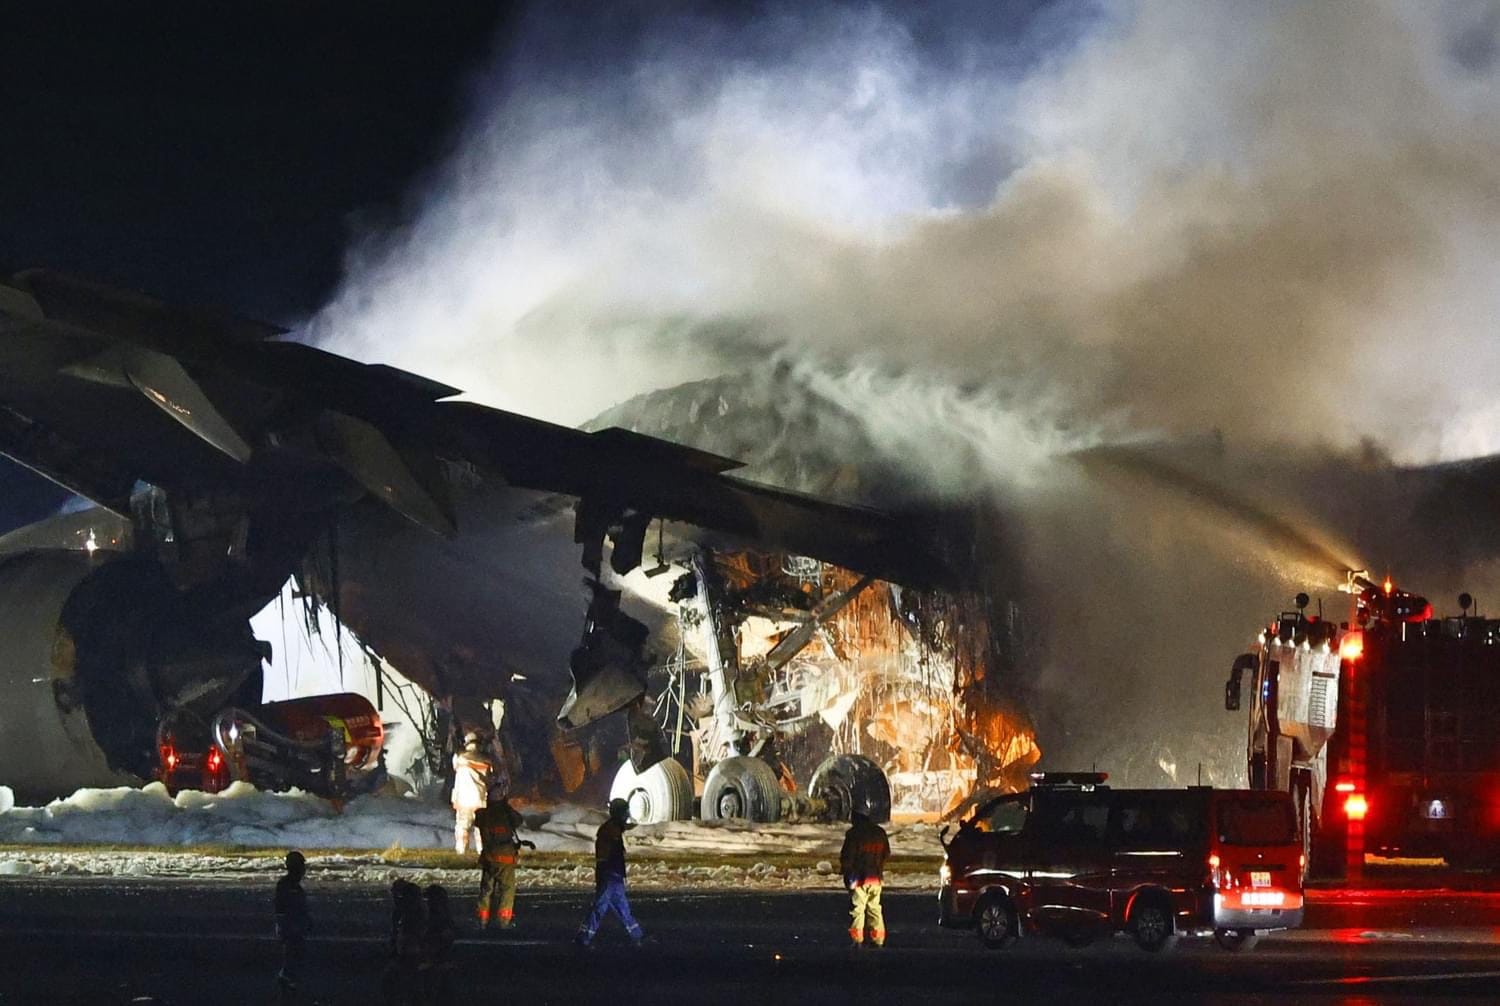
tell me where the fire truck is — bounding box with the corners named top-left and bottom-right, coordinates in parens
top-left (156, 692), bottom-right (386, 800)
top-left (1226, 572), bottom-right (1500, 874)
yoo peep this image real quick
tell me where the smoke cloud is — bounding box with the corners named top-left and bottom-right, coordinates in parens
top-left (315, 0), bottom-right (1500, 461)
top-left (311, 1), bottom-right (1500, 782)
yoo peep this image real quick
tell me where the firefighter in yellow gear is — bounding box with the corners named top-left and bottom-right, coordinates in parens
top-left (474, 794), bottom-right (533, 929)
top-left (840, 809), bottom-right (891, 947)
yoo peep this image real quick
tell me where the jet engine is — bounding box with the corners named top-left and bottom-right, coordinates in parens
top-left (0, 548), bottom-right (267, 801)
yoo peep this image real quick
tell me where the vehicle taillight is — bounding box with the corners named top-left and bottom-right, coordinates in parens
top-left (1344, 793), bottom-right (1368, 821)
top-left (1339, 631), bottom-right (1364, 661)
top-left (1334, 780), bottom-right (1356, 793)
top-left (1207, 852), bottom-right (1221, 886)
top-left (162, 745), bottom-right (178, 771)
top-left (206, 748), bottom-right (223, 773)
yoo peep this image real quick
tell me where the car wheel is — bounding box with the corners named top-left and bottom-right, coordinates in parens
top-left (974, 894), bottom-right (1018, 950)
top-left (1213, 928), bottom-right (1260, 952)
top-left (1130, 898), bottom-right (1178, 953)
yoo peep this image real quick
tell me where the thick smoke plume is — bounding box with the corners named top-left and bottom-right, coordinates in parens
top-left (312, 1), bottom-right (1500, 783)
top-left (315, 1), bottom-right (1500, 462)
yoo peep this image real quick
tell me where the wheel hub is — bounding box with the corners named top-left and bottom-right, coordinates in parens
top-left (628, 787), bottom-right (652, 823)
top-left (717, 788), bottom-right (744, 819)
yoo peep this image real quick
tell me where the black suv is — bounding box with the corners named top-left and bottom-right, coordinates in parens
top-left (938, 774), bottom-right (1304, 952)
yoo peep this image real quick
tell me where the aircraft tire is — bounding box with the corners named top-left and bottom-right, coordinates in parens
top-left (701, 756), bottom-right (783, 823)
top-left (609, 757), bottom-right (693, 824)
top-left (810, 753), bottom-right (891, 824)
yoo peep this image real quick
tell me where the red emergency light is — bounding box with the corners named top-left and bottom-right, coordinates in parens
top-left (1344, 793), bottom-right (1369, 821)
top-left (1339, 631), bottom-right (1364, 661)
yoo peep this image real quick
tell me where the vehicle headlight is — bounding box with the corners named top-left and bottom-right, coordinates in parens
top-left (939, 862), bottom-right (951, 885)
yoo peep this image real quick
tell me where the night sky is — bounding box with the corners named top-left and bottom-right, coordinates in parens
top-left (1, 3), bottom-right (518, 317)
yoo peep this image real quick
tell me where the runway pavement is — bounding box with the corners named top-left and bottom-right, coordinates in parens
top-left (2, 878), bottom-right (1499, 1004)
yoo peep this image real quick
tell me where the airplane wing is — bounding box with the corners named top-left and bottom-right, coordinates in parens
top-left (0, 268), bottom-right (938, 583)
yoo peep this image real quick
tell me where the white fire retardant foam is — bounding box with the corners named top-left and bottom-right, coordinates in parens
top-left (0, 781), bottom-right (945, 862)
top-left (0, 781), bottom-right (578, 852)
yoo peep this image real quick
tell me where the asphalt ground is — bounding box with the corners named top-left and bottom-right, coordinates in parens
top-left (3, 879), bottom-right (1500, 1005)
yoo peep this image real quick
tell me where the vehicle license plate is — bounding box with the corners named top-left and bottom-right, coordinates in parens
top-left (1250, 871), bottom-right (1271, 887)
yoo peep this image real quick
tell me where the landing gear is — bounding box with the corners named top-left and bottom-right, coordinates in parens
top-left (809, 753), bottom-right (891, 824)
top-left (610, 758), bottom-right (694, 824)
top-left (701, 756), bottom-right (784, 823)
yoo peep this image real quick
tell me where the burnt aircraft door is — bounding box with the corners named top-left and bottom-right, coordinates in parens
top-left (1026, 792), bottom-right (1113, 935)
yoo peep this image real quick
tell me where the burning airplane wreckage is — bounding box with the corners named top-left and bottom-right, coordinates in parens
top-left (0, 270), bottom-right (1038, 823)
top-left (590, 545), bottom-right (1041, 823)
top-left (298, 371), bottom-right (1045, 824)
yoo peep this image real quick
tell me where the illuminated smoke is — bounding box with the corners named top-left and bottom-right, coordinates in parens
top-left (310, 2), bottom-right (1500, 782)
top-left (315, 1), bottom-right (1500, 460)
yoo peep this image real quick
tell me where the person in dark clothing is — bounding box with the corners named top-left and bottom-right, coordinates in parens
top-left (474, 793), bottom-right (534, 929)
top-left (382, 879), bottom-right (427, 1006)
top-left (575, 797), bottom-right (644, 947)
top-left (422, 885), bottom-right (457, 1006)
top-left (273, 850), bottom-right (310, 1002)
top-left (840, 810), bottom-right (891, 946)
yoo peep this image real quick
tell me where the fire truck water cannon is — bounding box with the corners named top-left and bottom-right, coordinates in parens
top-left (1228, 570), bottom-right (1500, 876)
top-left (1338, 570), bottom-right (1434, 625)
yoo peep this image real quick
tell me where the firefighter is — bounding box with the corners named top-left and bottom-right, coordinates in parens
top-left (840, 806), bottom-right (890, 947)
top-left (575, 797), bottom-right (645, 948)
top-left (450, 731), bottom-right (491, 854)
top-left (474, 790), bottom-right (535, 929)
top-left (273, 850), bottom-right (310, 1003)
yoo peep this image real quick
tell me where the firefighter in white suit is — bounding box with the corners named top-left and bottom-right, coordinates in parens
top-left (451, 732), bottom-right (492, 854)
